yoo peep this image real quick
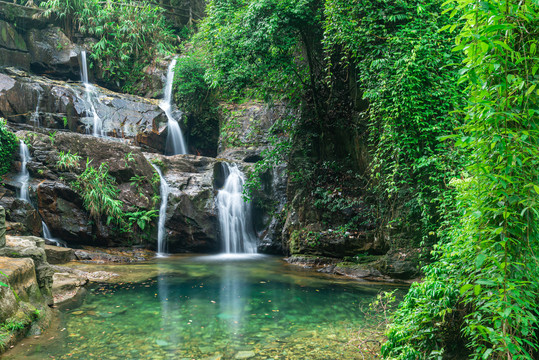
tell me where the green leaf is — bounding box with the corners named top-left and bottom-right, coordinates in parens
top-left (475, 253), bottom-right (487, 268)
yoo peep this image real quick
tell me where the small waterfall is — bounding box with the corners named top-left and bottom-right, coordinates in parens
top-left (41, 221), bottom-right (66, 247)
top-left (152, 165), bottom-right (170, 256)
top-left (161, 57), bottom-right (187, 155)
top-left (216, 163), bottom-right (257, 254)
top-left (80, 51), bottom-right (103, 137)
top-left (31, 91), bottom-right (42, 127)
top-left (17, 140), bottom-right (31, 202)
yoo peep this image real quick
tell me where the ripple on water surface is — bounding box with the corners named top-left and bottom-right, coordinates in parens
top-left (4, 255), bottom-right (402, 359)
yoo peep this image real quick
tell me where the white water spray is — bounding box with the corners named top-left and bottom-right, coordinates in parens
top-left (152, 165), bottom-right (170, 256)
top-left (161, 57), bottom-right (187, 155)
top-left (216, 163), bottom-right (257, 254)
top-left (81, 51), bottom-right (103, 137)
top-left (17, 140), bottom-right (31, 202)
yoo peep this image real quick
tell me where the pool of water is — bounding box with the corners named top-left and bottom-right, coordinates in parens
top-left (4, 255), bottom-right (401, 359)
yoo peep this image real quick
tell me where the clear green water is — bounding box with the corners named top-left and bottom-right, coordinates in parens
top-left (5, 255), bottom-right (401, 360)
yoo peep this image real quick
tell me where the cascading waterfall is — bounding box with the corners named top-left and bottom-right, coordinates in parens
top-left (152, 165), bottom-right (170, 256)
top-left (17, 140), bottom-right (31, 202)
top-left (80, 51), bottom-right (103, 137)
top-left (161, 57), bottom-right (187, 155)
top-left (216, 163), bottom-right (257, 254)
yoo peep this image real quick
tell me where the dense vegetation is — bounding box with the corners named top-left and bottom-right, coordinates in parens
top-left (56, 151), bottom-right (159, 244)
top-left (383, 0), bottom-right (539, 358)
top-left (177, 0), bottom-right (464, 244)
top-left (43, 0), bottom-right (177, 92)
top-left (174, 0), bottom-right (538, 357)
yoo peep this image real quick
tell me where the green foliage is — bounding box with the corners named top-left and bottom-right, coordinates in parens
top-left (323, 0), bottom-right (465, 245)
top-left (0, 118), bottom-right (17, 176)
top-left (0, 270), bottom-right (8, 288)
top-left (43, 0), bottom-right (176, 92)
top-left (56, 150), bottom-right (81, 170)
top-left (197, 0), bottom-right (322, 103)
top-left (124, 152), bottom-right (135, 166)
top-left (173, 50), bottom-right (220, 155)
top-left (383, 0), bottom-right (539, 358)
top-left (74, 159), bottom-right (124, 226)
top-left (48, 131), bottom-right (57, 146)
top-left (173, 52), bottom-right (211, 114)
top-left (126, 209), bottom-right (158, 232)
top-left (1, 320), bottom-right (25, 332)
top-left (72, 158), bottom-right (158, 242)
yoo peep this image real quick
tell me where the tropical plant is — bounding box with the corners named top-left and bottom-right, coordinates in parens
top-left (48, 131), bottom-right (57, 146)
top-left (74, 158), bottom-right (124, 226)
top-left (56, 150), bottom-right (81, 170)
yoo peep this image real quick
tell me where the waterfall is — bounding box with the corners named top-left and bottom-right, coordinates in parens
top-left (41, 221), bottom-right (66, 247)
top-left (161, 57), bottom-right (187, 155)
top-left (152, 164), bottom-right (170, 256)
top-left (17, 141), bottom-right (66, 247)
top-left (31, 91), bottom-right (42, 127)
top-left (17, 140), bottom-right (31, 202)
top-left (216, 163), bottom-right (257, 253)
top-left (80, 51), bottom-right (103, 137)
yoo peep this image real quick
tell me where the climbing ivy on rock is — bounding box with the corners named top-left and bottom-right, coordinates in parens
top-left (323, 0), bottom-right (466, 245)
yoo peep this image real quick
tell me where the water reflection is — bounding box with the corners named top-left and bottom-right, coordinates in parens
top-left (3, 255), bottom-right (402, 360)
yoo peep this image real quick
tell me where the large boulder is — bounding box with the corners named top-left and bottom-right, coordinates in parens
top-left (0, 19), bottom-right (30, 70)
top-left (0, 3), bottom-right (79, 77)
top-left (0, 2), bottom-right (49, 31)
top-left (0, 187), bottom-right (42, 237)
top-left (0, 68), bottom-right (169, 152)
top-left (145, 153), bottom-right (219, 252)
top-left (26, 27), bottom-right (81, 79)
top-left (0, 235), bottom-right (53, 304)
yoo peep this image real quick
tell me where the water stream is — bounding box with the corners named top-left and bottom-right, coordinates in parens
top-left (17, 140), bottom-right (31, 202)
top-left (161, 57), bottom-right (187, 155)
top-left (80, 51), bottom-right (103, 137)
top-left (217, 163), bottom-right (257, 254)
top-left (152, 164), bottom-right (170, 257)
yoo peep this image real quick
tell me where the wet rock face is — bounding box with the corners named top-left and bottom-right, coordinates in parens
top-left (0, 19), bottom-right (30, 70)
top-left (0, 187), bottom-right (42, 237)
top-left (0, 2), bottom-right (79, 78)
top-left (0, 68), bottom-right (168, 152)
top-left (145, 154), bottom-right (219, 253)
top-left (26, 27), bottom-right (81, 80)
